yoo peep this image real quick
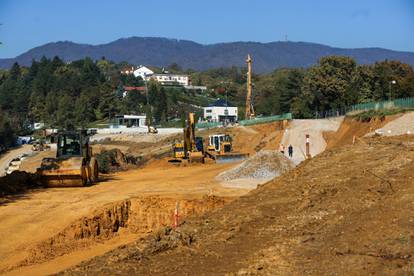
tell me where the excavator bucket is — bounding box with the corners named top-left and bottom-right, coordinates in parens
top-left (188, 151), bottom-right (205, 163)
top-left (37, 157), bottom-right (87, 187)
top-left (214, 153), bottom-right (249, 164)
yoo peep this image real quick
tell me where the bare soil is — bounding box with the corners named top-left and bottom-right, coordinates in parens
top-left (324, 115), bottom-right (401, 150)
top-left (0, 161), bottom-right (246, 275)
top-left (62, 135), bottom-right (414, 275)
top-left (0, 122), bottom-right (286, 275)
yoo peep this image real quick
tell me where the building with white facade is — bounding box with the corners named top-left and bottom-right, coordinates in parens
top-left (150, 73), bottom-right (189, 86)
top-left (133, 66), bottom-right (154, 79)
top-left (203, 99), bottom-right (238, 123)
top-left (111, 114), bottom-right (147, 128)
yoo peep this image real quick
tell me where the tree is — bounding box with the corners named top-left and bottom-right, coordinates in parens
top-left (301, 56), bottom-right (358, 113)
top-left (372, 60), bottom-right (414, 100)
top-left (97, 85), bottom-right (119, 120)
top-left (153, 87), bottom-right (168, 123)
top-left (56, 95), bottom-right (75, 130)
top-left (75, 93), bottom-right (96, 128)
top-left (0, 110), bottom-right (16, 147)
top-left (280, 69), bottom-right (304, 113)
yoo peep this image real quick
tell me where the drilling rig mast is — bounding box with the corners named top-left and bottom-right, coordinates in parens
top-left (245, 54), bottom-right (255, 119)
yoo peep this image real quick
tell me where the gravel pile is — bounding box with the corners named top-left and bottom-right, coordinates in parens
top-left (216, 150), bottom-right (294, 182)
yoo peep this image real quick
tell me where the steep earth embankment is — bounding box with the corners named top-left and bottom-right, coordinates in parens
top-left (63, 135), bottom-right (414, 275)
top-left (324, 115), bottom-right (401, 150)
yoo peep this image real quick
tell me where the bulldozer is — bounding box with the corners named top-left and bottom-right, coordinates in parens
top-left (37, 130), bottom-right (99, 187)
top-left (205, 134), bottom-right (249, 163)
top-left (169, 113), bottom-right (204, 163)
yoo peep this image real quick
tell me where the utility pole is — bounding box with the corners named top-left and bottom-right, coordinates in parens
top-left (144, 73), bottom-right (152, 131)
top-left (245, 54), bottom-right (255, 120)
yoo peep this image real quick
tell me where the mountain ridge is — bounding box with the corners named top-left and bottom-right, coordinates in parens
top-left (1, 36), bottom-right (414, 72)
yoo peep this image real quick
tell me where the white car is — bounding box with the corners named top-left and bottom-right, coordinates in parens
top-left (9, 158), bottom-right (22, 167)
top-left (6, 164), bottom-right (20, 175)
top-left (6, 158), bottom-right (22, 175)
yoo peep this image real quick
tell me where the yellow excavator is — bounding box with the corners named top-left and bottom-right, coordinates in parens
top-left (170, 113), bottom-right (204, 163)
top-left (37, 130), bottom-right (99, 187)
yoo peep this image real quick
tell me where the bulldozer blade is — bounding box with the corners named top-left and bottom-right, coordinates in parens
top-left (214, 153), bottom-right (249, 164)
top-left (168, 158), bottom-right (184, 163)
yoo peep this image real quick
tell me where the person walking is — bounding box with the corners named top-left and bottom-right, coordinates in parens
top-left (288, 144), bottom-right (293, 158)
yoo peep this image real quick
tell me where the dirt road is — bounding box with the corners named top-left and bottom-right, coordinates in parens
top-left (0, 161), bottom-right (247, 275)
top-left (0, 145), bottom-right (33, 176)
top-left (281, 118), bottom-right (343, 164)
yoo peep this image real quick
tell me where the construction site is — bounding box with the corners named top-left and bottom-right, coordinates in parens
top-left (0, 75), bottom-right (413, 276)
top-left (0, 40), bottom-right (413, 275)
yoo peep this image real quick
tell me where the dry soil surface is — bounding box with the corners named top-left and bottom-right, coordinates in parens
top-left (0, 161), bottom-right (249, 275)
top-left (367, 111), bottom-right (414, 137)
top-left (63, 135), bottom-right (414, 275)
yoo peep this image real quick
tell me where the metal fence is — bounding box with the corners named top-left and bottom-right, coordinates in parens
top-left (239, 113), bottom-right (293, 126)
top-left (195, 121), bottom-right (222, 129)
top-left (350, 97), bottom-right (414, 113)
top-left (195, 113), bottom-right (293, 129)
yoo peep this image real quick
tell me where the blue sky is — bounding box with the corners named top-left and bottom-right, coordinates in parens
top-left (0, 0), bottom-right (413, 58)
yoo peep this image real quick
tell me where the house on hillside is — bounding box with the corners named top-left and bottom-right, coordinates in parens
top-left (150, 73), bottom-right (189, 86)
top-left (133, 66), bottom-right (154, 79)
top-left (203, 99), bottom-right (238, 123)
top-left (110, 114), bottom-right (147, 128)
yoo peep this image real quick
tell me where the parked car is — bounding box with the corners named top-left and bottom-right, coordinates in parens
top-left (6, 158), bottom-right (21, 175)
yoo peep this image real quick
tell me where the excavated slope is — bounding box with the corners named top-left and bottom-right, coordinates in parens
top-left (62, 135), bottom-right (414, 275)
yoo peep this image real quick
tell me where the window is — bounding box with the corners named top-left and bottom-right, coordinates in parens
top-left (57, 133), bottom-right (81, 157)
top-left (206, 109), bottom-right (212, 113)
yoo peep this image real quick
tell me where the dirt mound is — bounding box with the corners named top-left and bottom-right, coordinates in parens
top-left (198, 121), bottom-right (286, 155)
top-left (0, 171), bottom-right (41, 197)
top-left (62, 135), bottom-right (414, 275)
top-left (216, 150), bottom-right (294, 181)
top-left (95, 149), bottom-right (142, 173)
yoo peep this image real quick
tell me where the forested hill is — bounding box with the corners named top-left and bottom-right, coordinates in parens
top-left (1, 37), bottom-right (414, 72)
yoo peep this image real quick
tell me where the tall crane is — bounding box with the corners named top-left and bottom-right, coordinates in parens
top-left (245, 54), bottom-right (255, 120)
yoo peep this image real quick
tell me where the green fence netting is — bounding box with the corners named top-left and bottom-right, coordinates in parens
top-left (239, 113), bottom-right (293, 126)
top-left (195, 121), bottom-right (222, 129)
top-left (195, 113), bottom-right (292, 128)
top-left (349, 97), bottom-right (414, 113)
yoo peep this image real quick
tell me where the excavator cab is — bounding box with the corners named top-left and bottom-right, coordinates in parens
top-left (208, 134), bottom-right (232, 154)
top-left (37, 130), bottom-right (99, 187)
